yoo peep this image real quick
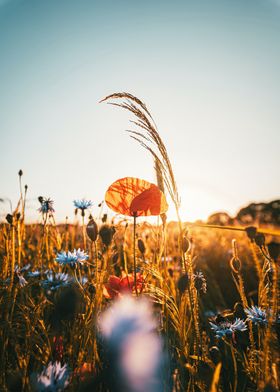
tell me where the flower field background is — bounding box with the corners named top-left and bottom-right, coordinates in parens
top-left (0, 94), bottom-right (279, 392)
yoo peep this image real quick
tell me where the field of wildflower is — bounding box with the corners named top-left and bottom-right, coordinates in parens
top-left (0, 94), bottom-right (279, 392)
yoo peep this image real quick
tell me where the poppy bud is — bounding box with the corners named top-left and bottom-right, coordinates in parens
top-left (18, 169), bottom-right (23, 177)
top-left (24, 184), bottom-right (28, 191)
top-left (234, 302), bottom-right (246, 320)
top-left (6, 214), bottom-right (13, 225)
top-left (112, 252), bottom-right (119, 264)
top-left (137, 238), bottom-right (146, 255)
top-left (102, 213), bottom-right (107, 223)
top-left (99, 224), bottom-right (114, 247)
top-left (182, 236), bottom-right (190, 253)
top-left (88, 283), bottom-right (96, 297)
top-left (209, 346), bottom-right (221, 365)
top-left (255, 233), bottom-right (265, 248)
top-left (16, 212), bottom-right (21, 221)
top-left (38, 196), bottom-right (44, 204)
top-left (245, 226), bottom-right (257, 242)
top-left (168, 268), bottom-right (174, 277)
top-left (267, 242), bottom-right (280, 261)
top-left (86, 219), bottom-right (98, 242)
top-left (177, 273), bottom-right (189, 294)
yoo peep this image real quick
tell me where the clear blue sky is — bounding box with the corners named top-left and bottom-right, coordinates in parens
top-left (0, 0), bottom-right (279, 222)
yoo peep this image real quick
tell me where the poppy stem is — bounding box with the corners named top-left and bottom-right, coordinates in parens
top-left (133, 213), bottom-right (138, 296)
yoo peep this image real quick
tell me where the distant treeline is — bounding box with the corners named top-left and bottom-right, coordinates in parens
top-left (207, 199), bottom-right (280, 226)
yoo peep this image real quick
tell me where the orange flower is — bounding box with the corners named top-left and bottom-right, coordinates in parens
top-left (105, 177), bottom-right (168, 217)
top-left (103, 272), bottom-right (144, 299)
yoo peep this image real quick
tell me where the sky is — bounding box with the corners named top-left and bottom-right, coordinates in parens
top-left (0, 0), bottom-right (279, 223)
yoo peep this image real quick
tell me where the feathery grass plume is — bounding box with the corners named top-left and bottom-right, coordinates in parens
top-left (99, 295), bottom-right (165, 392)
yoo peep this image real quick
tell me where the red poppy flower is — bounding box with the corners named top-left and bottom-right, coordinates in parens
top-left (103, 272), bottom-right (144, 299)
top-left (105, 177), bottom-right (168, 217)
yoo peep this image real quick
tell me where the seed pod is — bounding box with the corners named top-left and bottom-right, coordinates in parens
top-left (137, 238), bottom-right (146, 255)
top-left (86, 219), bottom-right (98, 242)
top-left (255, 233), bottom-right (265, 248)
top-left (177, 273), bottom-right (189, 294)
top-left (101, 213), bottom-right (107, 223)
top-left (182, 236), bottom-right (190, 253)
top-left (245, 226), bottom-right (257, 242)
top-left (18, 169), bottom-right (23, 177)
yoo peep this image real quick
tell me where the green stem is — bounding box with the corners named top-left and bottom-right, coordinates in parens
top-left (133, 214), bottom-right (138, 296)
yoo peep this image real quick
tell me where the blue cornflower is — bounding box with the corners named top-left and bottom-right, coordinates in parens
top-left (73, 199), bottom-right (93, 210)
top-left (78, 276), bottom-right (88, 286)
top-left (27, 270), bottom-right (41, 278)
top-left (31, 361), bottom-right (70, 392)
top-left (210, 318), bottom-right (247, 338)
top-left (41, 272), bottom-right (71, 291)
top-left (38, 197), bottom-right (55, 214)
top-left (55, 249), bottom-right (89, 266)
top-left (245, 306), bottom-right (267, 326)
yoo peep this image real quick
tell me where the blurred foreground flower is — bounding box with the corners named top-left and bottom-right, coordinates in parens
top-left (99, 295), bottom-right (164, 392)
top-left (55, 249), bottom-right (88, 267)
top-left (31, 361), bottom-right (70, 391)
top-left (210, 318), bottom-right (247, 339)
top-left (103, 273), bottom-right (144, 299)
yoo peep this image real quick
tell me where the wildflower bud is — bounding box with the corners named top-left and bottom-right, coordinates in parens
top-left (38, 196), bottom-right (44, 204)
top-left (18, 169), bottom-right (23, 177)
top-left (168, 268), bottom-right (174, 277)
top-left (88, 283), bottom-right (96, 297)
top-left (74, 208), bottom-right (78, 216)
top-left (16, 212), bottom-right (21, 221)
top-left (230, 257), bottom-right (241, 273)
top-left (6, 214), bottom-right (13, 225)
top-left (182, 236), bottom-right (190, 253)
top-left (112, 252), bottom-right (119, 264)
top-left (137, 238), bottom-right (146, 255)
top-left (86, 219), bottom-right (98, 242)
top-left (234, 302), bottom-right (246, 319)
top-left (255, 233), bottom-right (265, 248)
top-left (177, 273), bottom-right (189, 294)
top-left (209, 346), bottom-right (221, 365)
top-left (245, 226), bottom-right (257, 242)
top-left (24, 184), bottom-right (28, 191)
top-left (102, 213), bottom-right (107, 223)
